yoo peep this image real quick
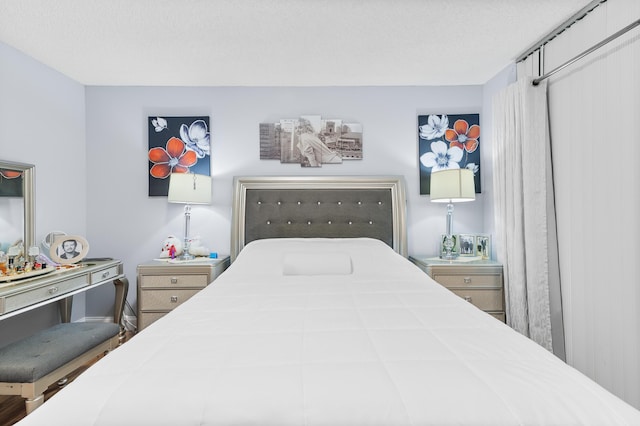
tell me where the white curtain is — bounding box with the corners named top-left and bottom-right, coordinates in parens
top-left (492, 78), bottom-right (562, 353)
top-left (541, 0), bottom-right (639, 405)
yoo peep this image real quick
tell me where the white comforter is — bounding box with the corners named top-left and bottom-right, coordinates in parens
top-left (18, 238), bottom-right (640, 425)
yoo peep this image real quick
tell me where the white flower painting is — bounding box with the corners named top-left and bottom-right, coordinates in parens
top-left (418, 113), bottom-right (481, 195)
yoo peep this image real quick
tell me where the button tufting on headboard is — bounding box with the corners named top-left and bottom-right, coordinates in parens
top-left (231, 176), bottom-right (408, 260)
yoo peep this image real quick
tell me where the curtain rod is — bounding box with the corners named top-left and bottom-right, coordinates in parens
top-left (532, 18), bottom-right (640, 86)
top-left (516, 0), bottom-right (606, 62)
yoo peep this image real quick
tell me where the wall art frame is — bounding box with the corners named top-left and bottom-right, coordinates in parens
top-left (148, 116), bottom-right (211, 196)
top-left (260, 115), bottom-right (362, 167)
top-left (418, 113), bottom-right (481, 195)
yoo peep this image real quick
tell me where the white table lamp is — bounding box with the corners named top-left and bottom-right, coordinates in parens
top-left (430, 169), bottom-right (475, 260)
top-left (168, 173), bottom-right (212, 260)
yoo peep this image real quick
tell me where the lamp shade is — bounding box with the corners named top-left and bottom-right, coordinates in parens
top-left (168, 173), bottom-right (212, 204)
top-left (430, 169), bottom-right (475, 203)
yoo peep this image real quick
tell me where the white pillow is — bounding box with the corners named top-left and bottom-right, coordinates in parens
top-left (282, 251), bottom-right (353, 275)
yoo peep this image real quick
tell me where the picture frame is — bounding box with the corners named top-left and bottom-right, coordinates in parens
top-left (50, 235), bottom-right (90, 265)
top-left (475, 234), bottom-right (491, 260)
top-left (440, 234), bottom-right (459, 257)
top-left (458, 234), bottom-right (476, 257)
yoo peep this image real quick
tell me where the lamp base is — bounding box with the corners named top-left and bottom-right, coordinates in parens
top-left (177, 252), bottom-right (195, 261)
top-left (440, 252), bottom-right (459, 261)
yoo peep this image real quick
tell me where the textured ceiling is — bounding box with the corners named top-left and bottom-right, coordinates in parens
top-left (0, 0), bottom-right (594, 86)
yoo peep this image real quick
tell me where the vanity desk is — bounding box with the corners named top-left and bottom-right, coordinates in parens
top-left (0, 259), bottom-right (127, 324)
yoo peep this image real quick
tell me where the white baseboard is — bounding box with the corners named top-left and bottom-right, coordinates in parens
top-left (80, 315), bottom-right (137, 332)
top-left (80, 316), bottom-right (114, 323)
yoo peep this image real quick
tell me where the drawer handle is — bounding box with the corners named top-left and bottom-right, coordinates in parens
top-left (463, 277), bottom-right (472, 284)
top-left (102, 271), bottom-right (110, 279)
top-left (171, 277), bottom-right (178, 284)
top-left (170, 296), bottom-right (178, 303)
top-left (48, 286), bottom-right (59, 294)
top-left (464, 296), bottom-right (473, 303)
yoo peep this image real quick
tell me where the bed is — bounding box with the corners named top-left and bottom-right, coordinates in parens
top-left (16, 176), bottom-right (640, 425)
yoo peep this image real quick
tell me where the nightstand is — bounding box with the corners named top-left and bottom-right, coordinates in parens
top-left (136, 256), bottom-right (230, 331)
top-left (409, 256), bottom-right (505, 322)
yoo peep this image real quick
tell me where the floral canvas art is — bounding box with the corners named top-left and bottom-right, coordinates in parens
top-left (418, 113), bottom-right (481, 194)
top-left (148, 116), bottom-right (211, 196)
top-left (0, 170), bottom-right (23, 197)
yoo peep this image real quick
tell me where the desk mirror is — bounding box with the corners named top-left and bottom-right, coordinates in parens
top-left (0, 160), bottom-right (35, 257)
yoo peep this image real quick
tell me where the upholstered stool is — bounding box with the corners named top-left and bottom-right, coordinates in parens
top-left (0, 322), bottom-right (120, 414)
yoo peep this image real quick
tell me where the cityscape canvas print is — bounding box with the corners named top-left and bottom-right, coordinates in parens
top-left (418, 113), bottom-right (481, 195)
top-left (147, 116), bottom-right (211, 196)
top-left (260, 115), bottom-right (362, 167)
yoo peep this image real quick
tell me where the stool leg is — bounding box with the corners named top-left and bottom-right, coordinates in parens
top-left (25, 394), bottom-right (44, 414)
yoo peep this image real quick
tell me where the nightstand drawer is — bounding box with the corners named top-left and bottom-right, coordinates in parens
top-left (138, 312), bottom-right (168, 330)
top-left (489, 312), bottom-right (506, 322)
top-left (449, 288), bottom-right (503, 311)
top-left (139, 274), bottom-right (209, 289)
top-left (139, 288), bottom-right (202, 310)
top-left (433, 273), bottom-right (501, 288)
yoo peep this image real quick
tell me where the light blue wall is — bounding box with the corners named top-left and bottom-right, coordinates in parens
top-left (0, 41), bottom-right (88, 345)
top-left (1, 40), bottom-right (508, 341)
top-left (84, 85), bottom-right (486, 316)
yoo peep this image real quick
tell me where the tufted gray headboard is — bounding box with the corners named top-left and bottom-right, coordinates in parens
top-left (230, 176), bottom-right (407, 261)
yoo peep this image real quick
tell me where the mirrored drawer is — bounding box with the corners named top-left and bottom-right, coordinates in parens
top-left (139, 274), bottom-right (209, 289)
top-left (139, 288), bottom-right (201, 310)
top-left (449, 288), bottom-right (503, 311)
top-left (433, 273), bottom-right (502, 288)
top-left (90, 265), bottom-right (120, 284)
top-left (2, 275), bottom-right (88, 314)
top-left (138, 312), bottom-right (168, 330)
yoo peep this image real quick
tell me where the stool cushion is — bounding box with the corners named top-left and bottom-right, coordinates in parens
top-left (0, 322), bottom-right (119, 382)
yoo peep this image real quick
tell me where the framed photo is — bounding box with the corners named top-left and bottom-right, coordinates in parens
top-left (50, 235), bottom-right (90, 265)
top-left (476, 234), bottom-right (491, 260)
top-left (440, 234), bottom-right (459, 257)
top-left (458, 234), bottom-right (476, 256)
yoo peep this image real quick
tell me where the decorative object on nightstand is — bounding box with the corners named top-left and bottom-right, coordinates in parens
top-left (409, 256), bottom-right (505, 322)
top-left (168, 173), bottom-right (212, 260)
top-left (430, 169), bottom-right (475, 260)
top-left (136, 256), bottom-right (230, 331)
